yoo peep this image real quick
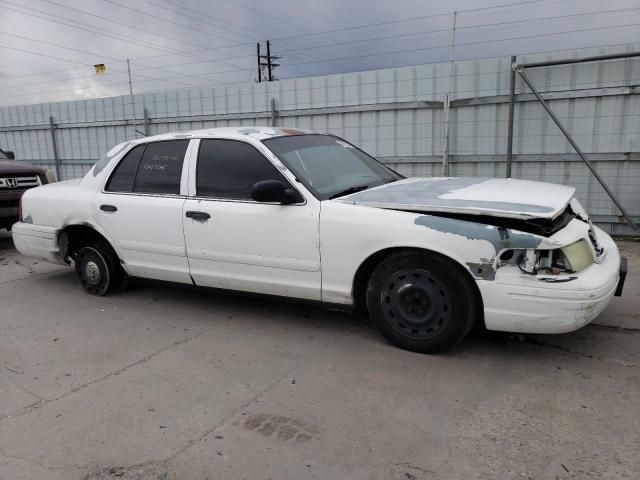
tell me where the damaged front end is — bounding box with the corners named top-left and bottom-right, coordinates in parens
top-left (413, 198), bottom-right (605, 283)
top-left (493, 199), bottom-right (605, 282)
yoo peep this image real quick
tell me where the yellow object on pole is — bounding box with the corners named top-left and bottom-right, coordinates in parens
top-left (94, 64), bottom-right (106, 75)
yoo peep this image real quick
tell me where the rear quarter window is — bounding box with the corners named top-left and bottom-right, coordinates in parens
top-left (105, 144), bottom-right (145, 192)
top-left (134, 140), bottom-right (189, 195)
top-left (105, 140), bottom-right (189, 195)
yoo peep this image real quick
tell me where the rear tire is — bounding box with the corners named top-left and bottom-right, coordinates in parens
top-left (75, 240), bottom-right (127, 296)
top-left (366, 250), bottom-right (479, 353)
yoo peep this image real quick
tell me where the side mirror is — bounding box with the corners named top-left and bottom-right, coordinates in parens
top-left (5, 151), bottom-right (15, 160)
top-left (251, 180), bottom-right (302, 204)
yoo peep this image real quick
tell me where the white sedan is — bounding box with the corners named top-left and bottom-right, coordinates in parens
top-left (12, 127), bottom-right (626, 353)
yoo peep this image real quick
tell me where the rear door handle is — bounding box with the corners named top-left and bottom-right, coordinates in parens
top-left (100, 204), bottom-right (117, 212)
top-left (186, 211), bottom-right (210, 221)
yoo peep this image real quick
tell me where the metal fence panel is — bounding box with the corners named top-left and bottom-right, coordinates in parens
top-left (1, 43), bottom-right (639, 233)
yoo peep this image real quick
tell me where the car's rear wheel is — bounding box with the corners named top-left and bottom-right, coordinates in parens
top-left (366, 250), bottom-right (479, 353)
top-left (75, 240), bottom-right (127, 296)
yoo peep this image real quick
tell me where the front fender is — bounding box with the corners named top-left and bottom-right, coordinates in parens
top-left (319, 201), bottom-right (544, 304)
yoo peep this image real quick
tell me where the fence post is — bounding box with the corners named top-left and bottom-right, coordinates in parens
top-left (270, 98), bottom-right (277, 127)
top-left (143, 108), bottom-right (150, 136)
top-left (49, 116), bottom-right (61, 181)
top-left (505, 55), bottom-right (516, 178)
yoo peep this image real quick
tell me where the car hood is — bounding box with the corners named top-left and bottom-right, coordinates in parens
top-left (0, 160), bottom-right (45, 175)
top-left (335, 177), bottom-right (576, 220)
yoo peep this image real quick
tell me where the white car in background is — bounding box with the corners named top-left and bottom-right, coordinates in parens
top-left (12, 127), bottom-right (626, 353)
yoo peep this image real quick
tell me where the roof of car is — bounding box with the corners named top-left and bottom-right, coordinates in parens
top-left (135, 126), bottom-right (321, 144)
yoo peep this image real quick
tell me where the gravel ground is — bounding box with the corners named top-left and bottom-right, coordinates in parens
top-left (1, 230), bottom-right (638, 480)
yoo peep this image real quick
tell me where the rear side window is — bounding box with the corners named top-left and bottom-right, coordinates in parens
top-left (197, 139), bottom-right (286, 199)
top-left (133, 140), bottom-right (189, 194)
top-left (106, 144), bottom-right (145, 192)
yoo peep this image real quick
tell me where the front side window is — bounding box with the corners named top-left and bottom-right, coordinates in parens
top-left (196, 139), bottom-right (288, 200)
top-left (263, 134), bottom-right (402, 200)
top-left (106, 140), bottom-right (189, 195)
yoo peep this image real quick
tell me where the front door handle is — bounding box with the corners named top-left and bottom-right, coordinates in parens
top-left (186, 211), bottom-right (211, 221)
top-left (100, 204), bottom-right (117, 212)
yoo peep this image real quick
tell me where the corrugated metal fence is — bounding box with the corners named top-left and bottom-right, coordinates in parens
top-left (1, 43), bottom-right (639, 233)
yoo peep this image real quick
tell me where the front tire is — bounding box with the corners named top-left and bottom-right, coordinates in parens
top-left (74, 240), bottom-right (126, 296)
top-left (366, 251), bottom-right (479, 353)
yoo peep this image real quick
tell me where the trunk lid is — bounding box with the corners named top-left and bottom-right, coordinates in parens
top-left (336, 177), bottom-right (575, 220)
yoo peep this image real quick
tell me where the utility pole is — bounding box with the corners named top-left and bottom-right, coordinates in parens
top-left (256, 40), bottom-right (280, 82)
top-left (126, 58), bottom-right (137, 138)
top-left (442, 11), bottom-right (457, 176)
top-left (256, 42), bottom-right (262, 83)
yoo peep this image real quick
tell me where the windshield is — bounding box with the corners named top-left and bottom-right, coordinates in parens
top-left (263, 134), bottom-right (402, 200)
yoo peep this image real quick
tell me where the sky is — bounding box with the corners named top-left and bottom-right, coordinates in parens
top-left (0, 0), bottom-right (638, 106)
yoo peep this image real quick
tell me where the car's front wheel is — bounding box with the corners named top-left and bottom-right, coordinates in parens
top-left (366, 250), bottom-right (480, 353)
top-left (74, 240), bottom-right (127, 296)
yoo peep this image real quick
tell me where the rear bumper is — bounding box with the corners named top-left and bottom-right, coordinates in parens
top-left (480, 228), bottom-right (622, 334)
top-left (11, 222), bottom-right (66, 265)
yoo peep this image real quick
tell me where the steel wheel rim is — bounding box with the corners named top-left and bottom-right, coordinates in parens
top-left (380, 268), bottom-right (452, 339)
top-left (76, 247), bottom-right (110, 295)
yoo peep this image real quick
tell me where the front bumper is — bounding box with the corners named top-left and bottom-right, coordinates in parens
top-left (479, 227), bottom-right (622, 334)
top-left (11, 222), bottom-right (66, 265)
top-left (0, 190), bottom-right (22, 228)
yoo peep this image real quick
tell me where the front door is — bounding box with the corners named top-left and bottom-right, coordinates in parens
top-left (182, 138), bottom-right (321, 300)
top-left (94, 139), bottom-right (192, 284)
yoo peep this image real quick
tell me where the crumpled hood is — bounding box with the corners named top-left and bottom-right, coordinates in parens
top-left (336, 177), bottom-right (576, 220)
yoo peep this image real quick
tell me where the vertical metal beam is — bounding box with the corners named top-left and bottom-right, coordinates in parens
top-left (49, 116), bottom-right (60, 181)
top-left (442, 94), bottom-right (450, 176)
top-left (270, 98), bottom-right (277, 127)
top-left (143, 108), bottom-right (150, 136)
top-left (505, 55), bottom-right (516, 178)
top-left (516, 68), bottom-right (638, 232)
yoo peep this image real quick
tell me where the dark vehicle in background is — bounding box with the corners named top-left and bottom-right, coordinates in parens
top-left (0, 148), bottom-right (54, 230)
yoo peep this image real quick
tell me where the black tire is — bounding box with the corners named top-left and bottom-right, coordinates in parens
top-left (366, 250), bottom-right (480, 353)
top-left (74, 239), bottom-right (127, 296)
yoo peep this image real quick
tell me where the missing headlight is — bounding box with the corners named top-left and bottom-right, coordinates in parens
top-left (557, 239), bottom-right (594, 272)
top-left (499, 239), bottom-right (594, 276)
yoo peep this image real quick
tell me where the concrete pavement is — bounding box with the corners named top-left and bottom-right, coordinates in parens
top-left (1, 231), bottom-right (638, 480)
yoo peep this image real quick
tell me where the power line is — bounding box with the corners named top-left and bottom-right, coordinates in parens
top-left (0, 31), bottom-right (215, 89)
top-left (3, 23), bottom-right (637, 104)
top-left (272, 8), bottom-right (639, 57)
top-left (101, 0), bottom-right (254, 46)
top-left (139, 0), bottom-right (262, 43)
top-left (95, 10), bottom-right (640, 78)
top-left (125, 0), bottom-right (625, 69)
top-left (3, 11), bottom-right (637, 98)
top-left (0, 0), bottom-right (583, 84)
top-left (2, 8), bottom-right (636, 96)
top-left (0, 0), bottom-right (253, 72)
top-left (275, 22), bottom-right (640, 72)
top-left (155, 0), bottom-right (375, 73)
top-left (0, 44), bottom-right (201, 88)
top-left (138, 0), bottom-right (324, 71)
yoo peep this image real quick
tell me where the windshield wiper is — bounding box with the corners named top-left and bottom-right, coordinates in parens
top-left (329, 184), bottom-right (369, 199)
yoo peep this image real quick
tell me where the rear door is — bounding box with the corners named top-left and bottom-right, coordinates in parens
top-left (94, 139), bottom-right (193, 283)
top-left (182, 138), bottom-right (321, 300)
